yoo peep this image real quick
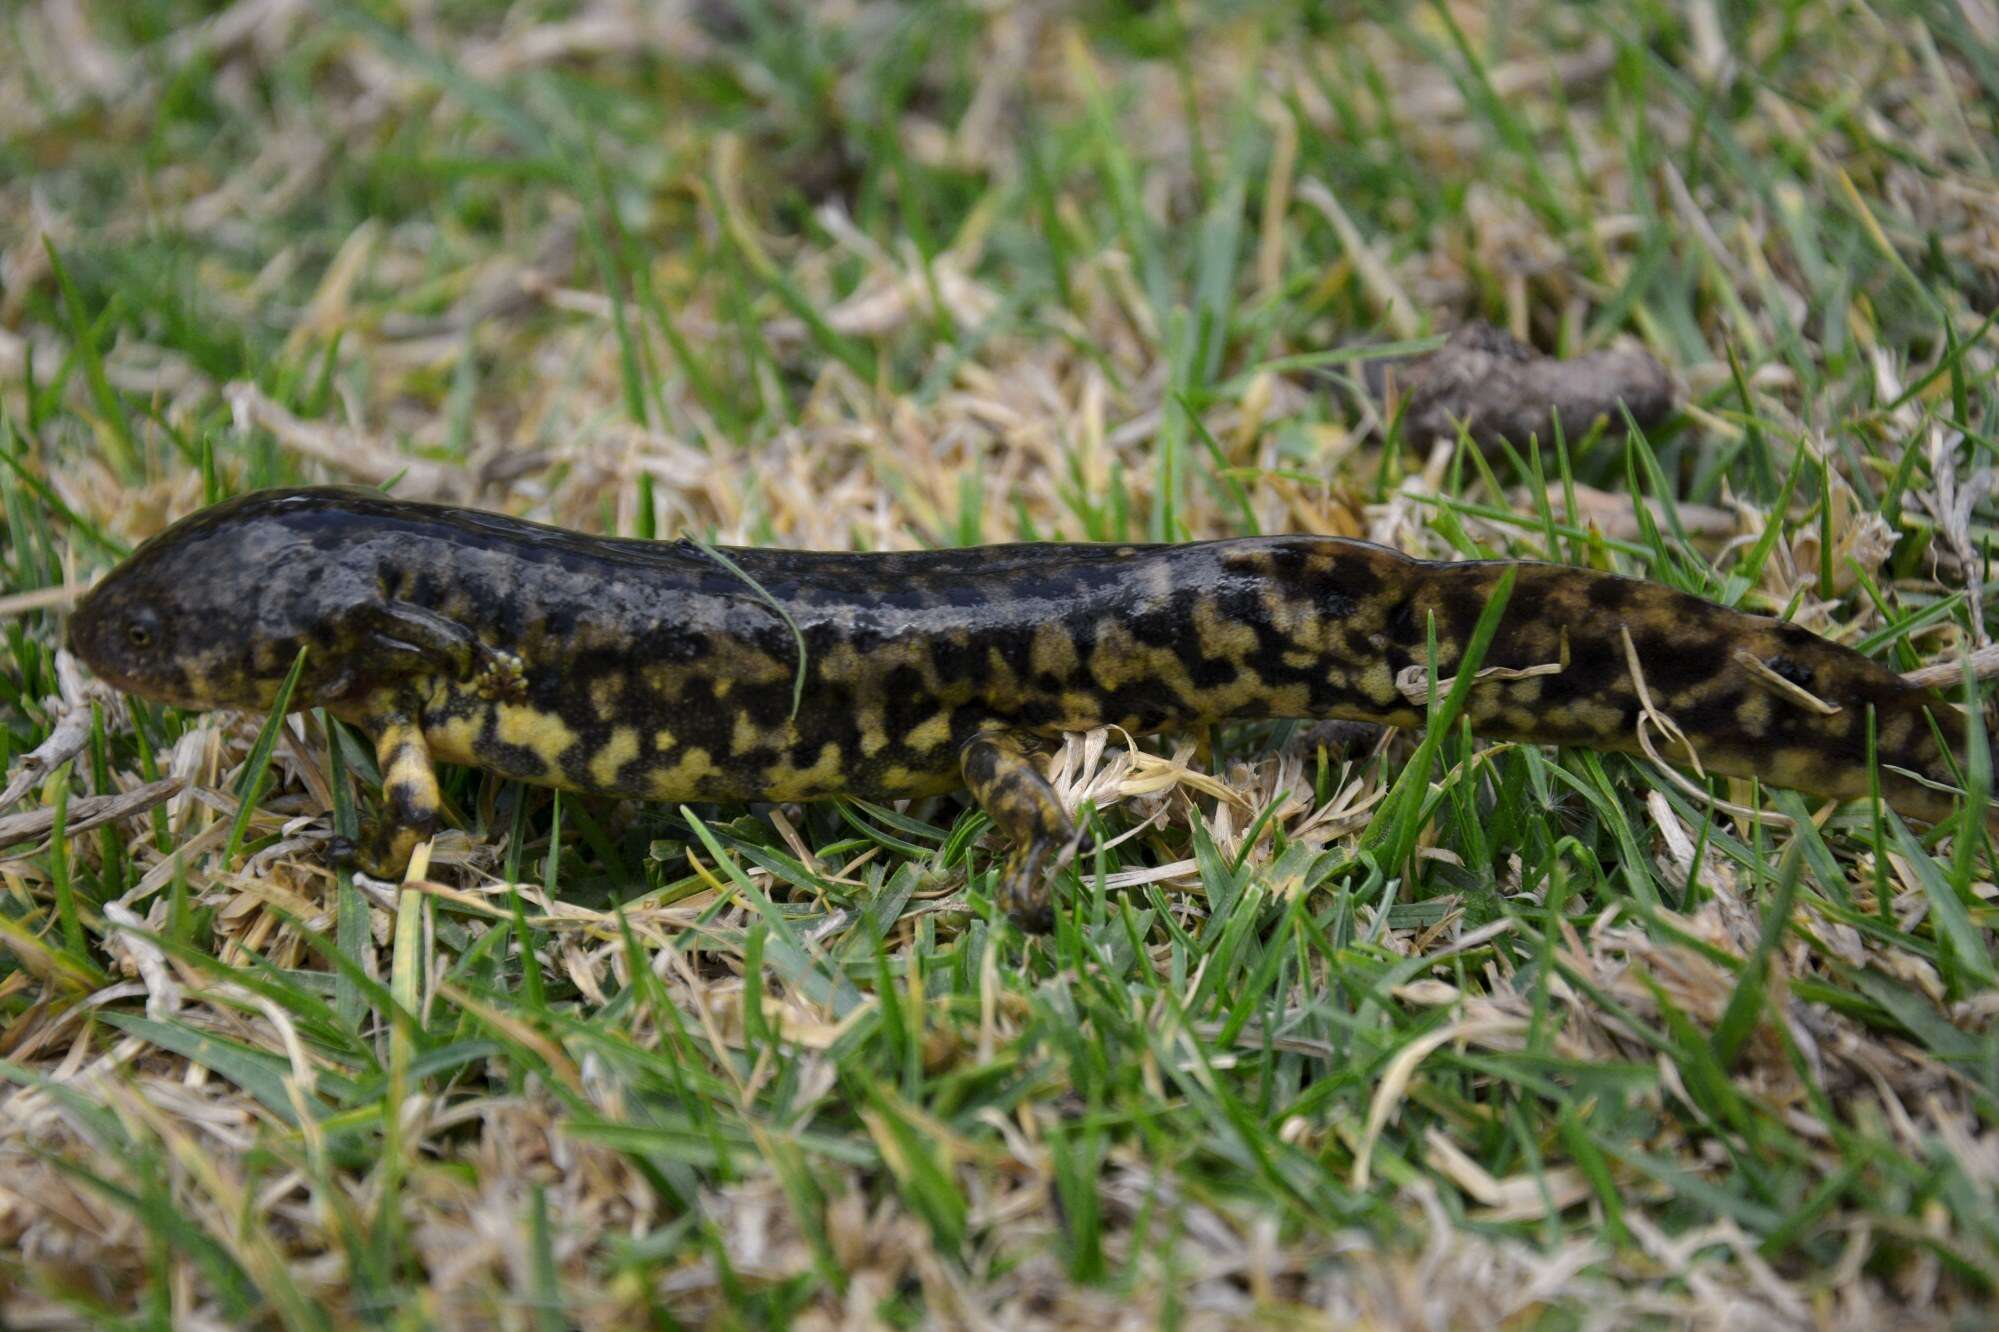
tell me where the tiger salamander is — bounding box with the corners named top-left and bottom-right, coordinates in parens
top-left (67, 486), bottom-right (1989, 926)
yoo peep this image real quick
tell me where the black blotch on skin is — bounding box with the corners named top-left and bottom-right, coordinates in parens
top-left (477, 732), bottom-right (552, 779)
top-left (386, 780), bottom-right (435, 828)
top-left (1125, 608), bottom-right (1182, 652)
top-left (1628, 630), bottom-right (1721, 695)
top-left (881, 666), bottom-right (941, 737)
top-left (1098, 684), bottom-right (1179, 732)
top-left (1441, 581), bottom-right (1492, 644)
top-left (960, 737), bottom-right (999, 785)
top-left (929, 634), bottom-right (984, 684)
top-left (1186, 655), bottom-right (1240, 689)
top-left (1384, 596), bottom-right (1418, 647)
top-left (411, 570), bottom-right (446, 608)
top-left (1330, 555), bottom-right (1384, 601)
top-left (556, 733), bottom-right (604, 786)
top-left (1676, 688), bottom-right (1748, 744)
top-left (1537, 638), bottom-right (1620, 707)
top-left (1008, 698), bottom-right (1060, 731)
top-left (1246, 623), bottom-right (1310, 686)
top-left (1209, 577), bottom-right (1266, 624)
top-left (1500, 579), bottom-right (1549, 636)
top-left (1586, 577), bottom-right (1634, 611)
top-left (640, 625), bottom-right (712, 666)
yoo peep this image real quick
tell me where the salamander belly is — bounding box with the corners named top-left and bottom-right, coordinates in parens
top-left (417, 680), bottom-right (966, 805)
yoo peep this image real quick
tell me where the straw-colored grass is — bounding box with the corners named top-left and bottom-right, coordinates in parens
top-left (2, 1), bottom-right (1997, 1326)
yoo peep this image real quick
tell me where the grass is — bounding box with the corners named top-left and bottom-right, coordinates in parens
top-left (3, 0), bottom-right (1999, 1326)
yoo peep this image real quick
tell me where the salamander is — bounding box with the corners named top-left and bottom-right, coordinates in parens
top-left (66, 486), bottom-right (1989, 927)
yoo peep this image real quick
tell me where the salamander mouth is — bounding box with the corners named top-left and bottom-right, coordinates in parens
top-left (78, 658), bottom-right (209, 710)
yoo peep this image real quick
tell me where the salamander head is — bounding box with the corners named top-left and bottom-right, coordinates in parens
top-left (1716, 618), bottom-right (1998, 830)
top-left (68, 488), bottom-right (391, 712)
top-left (1866, 680), bottom-right (1999, 829)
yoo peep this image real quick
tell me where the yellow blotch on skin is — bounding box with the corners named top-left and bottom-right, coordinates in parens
top-left (881, 763), bottom-right (958, 796)
top-left (1770, 744), bottom-right (1857, 793)
top-left (383, 735), bottom-right (431, 788)
top-left (712, 643), bottom-right (797, 689)
top-left (1087, 622), bottom-right (1143, 691)
top-left (1058, 691), bottom-right (1105, 730)
top-left (496, 704), bottom-right (578, 769)
top-left (766, 743), bottom-right (844, 800)
top-left (1194, 598), bottom-right (1258, 659)
top-left (1030, 623), bottom-right (1079, 680)
top-left (1569, 700), bottom-right (1625, 738)
top-left (589, 726), bottom-right (641, 789)
top-left (648, 747), bottom-right (716, 798)
top-left (1355, 660), bottom-right (1398, 707)
top-left (821, 638), bottom-right (927, 687)
top-left (1221, 547), bottom-right (1277, 577)
top-left (981, 646), bottom-right (1026, 711)
top-left (1261, 682), bottom-right (1310, 716)
top-left (1254, 589), bottom-right (1312, 645)
top-left (1537, 704), bottom-right (1575, 732)
top-left (734, 711), bottom-right (794, 755)
top-left (425, 712), bottom-right (483, 767)
top-left (904, 713), bottom-right (953, 753)
top-left (589, 675), bottom-right (624, 720)
top-left (1735, 691), bottom-right (1773, 739)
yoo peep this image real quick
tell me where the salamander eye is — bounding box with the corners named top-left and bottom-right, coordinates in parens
top-left (124, 607), bottom-right (161, 651)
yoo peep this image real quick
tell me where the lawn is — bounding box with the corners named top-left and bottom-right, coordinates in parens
top-left (3, 1), bottom-right (1998, 1327)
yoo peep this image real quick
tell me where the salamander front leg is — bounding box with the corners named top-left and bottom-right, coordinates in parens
top-left (959, 728), bottom-right (1078, 932)
top-left (366, 602), bottom-right (526, 702)
top-left (330, 704), bottom-right (441, 880)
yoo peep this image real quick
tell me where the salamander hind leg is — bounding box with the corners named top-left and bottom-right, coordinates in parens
top-left (959, 728), bottom-right (1079, 932)
top-left (331, 701), bottom-right (442, 880)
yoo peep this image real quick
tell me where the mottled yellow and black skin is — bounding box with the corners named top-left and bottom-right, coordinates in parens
top-left (68, 486), bottom-right (1989, 926)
